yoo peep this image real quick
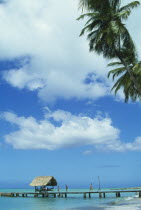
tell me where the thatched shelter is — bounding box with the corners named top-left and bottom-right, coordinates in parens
top-left (30, 176), bottom-right (57, 192)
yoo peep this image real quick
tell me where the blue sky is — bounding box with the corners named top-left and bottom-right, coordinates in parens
top-left (0, 0), bottom-right (141, 189)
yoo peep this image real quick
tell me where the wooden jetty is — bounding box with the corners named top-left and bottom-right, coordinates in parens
top-left (0, 190), bottom-right (141, 199)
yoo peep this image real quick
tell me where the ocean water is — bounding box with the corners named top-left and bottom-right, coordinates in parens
top-left (0, 188), bottom-right (141, 210)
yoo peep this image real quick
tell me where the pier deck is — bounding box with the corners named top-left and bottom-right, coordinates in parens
top-left (0, 190), bottom-right (141, 198)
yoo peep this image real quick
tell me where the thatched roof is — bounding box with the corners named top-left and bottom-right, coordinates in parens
top-left (30, 176), bottom-right (57, 187)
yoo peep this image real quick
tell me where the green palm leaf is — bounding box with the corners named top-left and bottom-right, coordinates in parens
top-left (108, 67), bottom-right (126, 80)
top-left (78, 0), bottom-right (110, 12)
top-left (120, 1), bottom-right (140, 13)
top-left (107, 62), bottom-right (123, 67)
top-left (109, 61), bottom-right (141, 101)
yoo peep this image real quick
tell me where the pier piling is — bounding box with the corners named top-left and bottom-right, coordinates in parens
top-left (116, 192), bottom-right (121, 197)
top-left (99, 193), bottom-right (102, 198)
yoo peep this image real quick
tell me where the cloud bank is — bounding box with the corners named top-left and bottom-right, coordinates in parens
top-left (1, 110), bottom-right (120, 150)
top-left (1, 110), bottom-right (141, 152)
top-left (0, 0), bottom-right (114, 102)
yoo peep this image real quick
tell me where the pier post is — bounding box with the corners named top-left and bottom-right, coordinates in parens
top-left (139, 192), bottom-right (141, 198)
top-left (42, 194), bottom-right (45, 197)
top-left (103, 193), bottom-right (106, 198)
top-left (116, 192), bottom-right (120, 197)
top-left (65, 193), bottom-right (67, 198)
top-left (89, 193), bottom-right (91, 198)
top-left (84, 193), bottom-right (86, 198)
top-left (99, 193), bottom-right (102, 198)
top-left (54, 193), bottom-right (56, 198)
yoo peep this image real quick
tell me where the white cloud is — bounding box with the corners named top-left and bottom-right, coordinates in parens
top-left (1, 110), bottom-right (122, 150)
top-left (2, 110), bottom-right (141, 152)
top-left (124, 137), bottom-right (141, 151)
top-left (82, 150), bottom-right (93, 155)
top-left (0, 0), bottom-right (114, 102)
top-left (3, 67), bottom-right (46, 90)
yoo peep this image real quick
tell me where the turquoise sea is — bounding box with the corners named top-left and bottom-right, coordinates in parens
top-left (0, 188), bottom-right (141, 209)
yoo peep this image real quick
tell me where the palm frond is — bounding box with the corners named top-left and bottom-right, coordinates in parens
top-left (78, 0), bottom-right (110, 12)
top-left (107, 62), bottom-right (123, 67)
top-left (108, 67), bottom-right (126, 79)
top-left (77, 12), bottom-right (99, 21)
top-left (132, 61), bottom-right (141, 73)
top-left (117, 10), bottom-right (131, 20)
top-left (110, 0), bottom-right (121, 11)
top-left (110, 61), bottom-right (141, 101)
top-left (78, 0), bottom-right (92, 11)
top-left (119, 1), bottom-right (140, 13)
top-left (79, 19), bottom-right (102, 36)
top-left (84, 15), bottom-right (102, 26)
top-left (111, 73), bottom-right (127, 94)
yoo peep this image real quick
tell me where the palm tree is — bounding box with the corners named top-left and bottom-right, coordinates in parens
top-left (77, 0), bottom-right (141, 100)
top-left (108, 61), bottom-right (141, 102)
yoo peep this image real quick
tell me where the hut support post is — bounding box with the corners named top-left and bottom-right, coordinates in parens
top-left (89, 193), bottom-right (91, 198)
top-left (103, 193), bottom-right (106, 198)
